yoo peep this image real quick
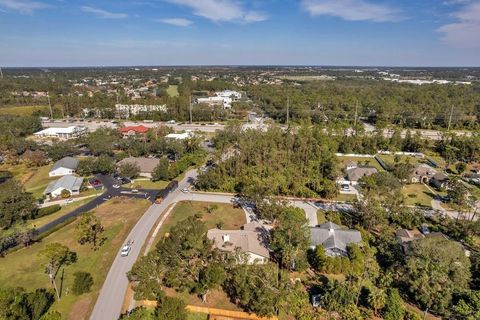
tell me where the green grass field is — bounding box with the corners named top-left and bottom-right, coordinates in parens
top-left (377, 154), bottom-right (423, 168)
top-left (155, 201), bottom-right (247, 243)
top-left (402, 184), bottom-right (435, 207)
top-left (0, 105), bottom-right (49, 116)
top-left (0, 197), bottom-right (151, 320)
top-left (126, 179), bottom-right (169, 190)
top-left (167, 85), bottom-right (179, 97)
top-left (337, 156), bottom-right (383, 171)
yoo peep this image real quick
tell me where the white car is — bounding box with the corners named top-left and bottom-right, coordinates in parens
top-left (112, 184), bottom-right (120, 189)
top-left (131, 189), bottom-right (139, 193)
top-left (181, 188), bottom-right (189, 193)
top-left (65, 199), bottom-right (74, 204)
top-left (120, 244), bottom-right (131, 257)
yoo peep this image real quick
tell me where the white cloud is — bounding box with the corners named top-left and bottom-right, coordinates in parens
top-left (81, 6), bottom-right (128, 19)
top-left (166, 0), bottom-right (267, 23)
top-left (156, 18), bottom-right (193, 26)
top-left (438, 1), bottom-right (480, 48)
top-left (0, 0), bottom-right (48, 14)
top-left (301, 0), bottom-right (403, 22)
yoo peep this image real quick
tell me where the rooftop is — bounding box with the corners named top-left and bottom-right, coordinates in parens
top-left (51, 157), bottom-right (79, 171)
top-left (44, 175), bottom-right (83, 194)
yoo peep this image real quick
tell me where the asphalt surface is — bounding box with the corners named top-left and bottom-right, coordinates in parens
top-left (90, 169), bottom-right (198, 320)
top-left (36, 174), bottom-right (159, 235)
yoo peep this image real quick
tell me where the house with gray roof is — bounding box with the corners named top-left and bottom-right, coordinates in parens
top-left (345, 166), bottom-right (378, 185)
top-left (117, 157), bottom-right (160, 178)
top-left (44, 175), bottom-right (83, 198)
top-left (207, 222), bottom-right (270, 264)
top-left (49, 157), bottom-right (79, 177)
top-left (431, 172), bottom-right (449, 189)
top-left (309, 222), bottom-right (362, 257)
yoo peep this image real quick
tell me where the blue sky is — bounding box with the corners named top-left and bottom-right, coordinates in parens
top-left (0, 0), bottom-right (479, 67)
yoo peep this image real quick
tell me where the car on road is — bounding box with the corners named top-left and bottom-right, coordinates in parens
top-left (181, 188), bottom-right (189, 193)
top-left (120, 243), bottom-right (131, 257)
top-left (420, 224), bottom-right (430, 235)
top-left (113, 184), bottom-right (120, 189)
top-left (131, 189), bottom-right (139, 193)
top-left (65, 199), bottom-right (74, 204)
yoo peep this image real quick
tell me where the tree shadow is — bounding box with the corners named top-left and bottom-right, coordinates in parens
top-left (59, 268), bottom-right (65, 299)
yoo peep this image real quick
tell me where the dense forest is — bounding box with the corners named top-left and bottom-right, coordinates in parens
top-left (246, 80), bottom-right (480, 130)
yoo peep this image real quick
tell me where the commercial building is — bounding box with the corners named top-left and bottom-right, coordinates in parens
top-left (115, 104), bottom-right (167, 118)
top-left (34, 126), bottom-right (87, 140)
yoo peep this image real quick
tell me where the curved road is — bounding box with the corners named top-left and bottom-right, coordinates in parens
top-left (90, 170), bottom-right (198, 320)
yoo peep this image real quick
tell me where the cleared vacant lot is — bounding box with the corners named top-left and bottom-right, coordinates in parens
top-left (402, 183), bottom-right (434, 207)
top-left (337, 156), bottom-right (383, 171)
top-left (0, 197), bottom-right (150, 320)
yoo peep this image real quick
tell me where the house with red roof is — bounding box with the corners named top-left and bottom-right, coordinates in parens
top-left (119, 125), bottom-right (150, 138)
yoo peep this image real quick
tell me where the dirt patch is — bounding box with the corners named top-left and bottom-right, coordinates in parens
top-left (69, 296), bottom-right (92, 320)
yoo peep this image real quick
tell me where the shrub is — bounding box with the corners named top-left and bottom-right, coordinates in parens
top-left (34, 205), bottom-right (61, 219)
top-left (60, 189), bottom-right (71, 199)
top-left (72, 271), bottom-right (94, 295)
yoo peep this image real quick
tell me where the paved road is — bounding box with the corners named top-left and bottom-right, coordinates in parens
top-left (36, 174), bottom-right (159, 235)
top-left (90, 170), bottom-right (198, 320)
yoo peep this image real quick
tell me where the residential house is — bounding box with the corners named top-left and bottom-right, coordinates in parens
top-left (207, 222), bottom-right (270, 264)
top-left (344, 162), bottom-right (378, 186)
top-left (410, 164), bottom-right (437, 184)
top-left (117, 157), bottom-right (160, 178)
top-left (44, 175), bottom-right (83, 198)
top-left (309, 222), bottom-right (362, 257)
top-left (119, 125), bottom-right (150, 138)
top-left (49, 157), bottom-right (79, 177)
top-left (431, 172), bottom-right (449, 189)
top-left (34, 126), bottom-right (87, 139)
top-left (396, 228), bottom-right (470, 257)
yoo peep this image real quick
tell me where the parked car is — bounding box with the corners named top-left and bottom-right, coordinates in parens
top-left (181, 188), bottom-right (189, 193)
top-left (341, 184), bottom-right (350, 191)
top-left (420, 224), bottom-right (430, 235)
top-left (113, 184), bottom-right (120, 189)
top-left (131, 189), bottom-right (139, 193)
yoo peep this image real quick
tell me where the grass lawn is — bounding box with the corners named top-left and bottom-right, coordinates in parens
top-left (334, 193), bottom-right (357, 202)
top-left (377, 154), bottom-right (423, 168)
top-left (316, 210), bottom-right (326, 224)
top-left (167, 85), bottom-right (179, 97)
top-left (337, 156), bottom-right (383, 171)
top-left (187, 312), bottom-right (208, 320)
top-left (126, 179), bottom-right (168, 190)
top-left (402, 184), bottom-right (434, 207)
top-left (154, 201), bottom-right (246, 243)
top-left (0, 197), bottom-right (151, 320)
top-left (0, 105), bottom-right (50, 116)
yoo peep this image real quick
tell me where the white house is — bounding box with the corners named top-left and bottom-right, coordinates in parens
top-left (44, 175), bottom-right (83, 198)
top-left (34, 126), bottom-right (87, 140)
top-left (49, 157), bottom-right (79, 177)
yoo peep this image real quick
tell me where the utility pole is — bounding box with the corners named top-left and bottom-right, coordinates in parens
top-left (286, 96), bottom-right (290, 126)
top-left (47, 92), bottom-right (53, 119)
top-left (189, 94), bottom-right (193, 124)
top-left (447, 105), bottom-right (454, 132)
top-left (353, 103), bottom-right (358, 135)
top-left (0, 67), bottom-right (3, 79)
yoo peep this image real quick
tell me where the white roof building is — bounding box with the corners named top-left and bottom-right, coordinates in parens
top-left (34, 126), bottom-right (87, 139)
top-left (165, 131), bottom-right (193, 140)
top-left (49, 157), bottom-right (79, 177)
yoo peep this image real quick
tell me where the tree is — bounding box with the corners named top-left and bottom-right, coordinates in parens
top-left (93, 155), bottom-right (116, 174)
top-left (154, 293), bottom-right (187, 320)
top-left (38, 243), bottom-right (77, 299)
top-left (270, 207), bottom-right (310, 271)
top-left (0, 287), bottom-right (55, 320)
top-left (76, 212), bottom-right (105, 250)
top-left (60, 189), bottom-right (71, 199)
top-left (118, 162), bottom-right (140, 179)
top-left (383, 288), bottom-right (405, 320)
top-left (367, 286), bottom-right (386, 316)
top-left (452, 290), bottom-right (480, 320)
top-left (456, 162), bottom-right (467, 174)
top-left (403, 236), bottom-right (471, 315)
top-left (152, 158), bottom-right (170, 181)
top-left (119, 306), bottom-right (151, 320)
top-left (72, 271), bottom-right (94, 295)
top-left (195, 262), bottom-right (226, 303)
top-left (22, 150), bottom-right (47, 167)
top-left (0, 179), bottom-right (36, 228)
